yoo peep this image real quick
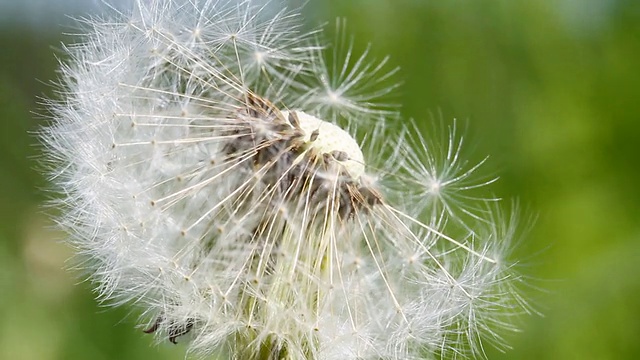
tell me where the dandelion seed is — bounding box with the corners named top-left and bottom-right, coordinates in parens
top-left (41, 1), bottom-right (530, 359)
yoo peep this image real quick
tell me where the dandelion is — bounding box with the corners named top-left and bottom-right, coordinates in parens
top-left (41, 0), bottom-right (530, 359)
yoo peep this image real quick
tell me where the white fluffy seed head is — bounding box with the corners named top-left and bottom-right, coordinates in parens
top-left (40, 1), bottom-right (531, 359)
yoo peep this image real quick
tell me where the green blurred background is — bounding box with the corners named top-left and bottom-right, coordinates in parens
top-left (1, 0), bottom-right (639, 359)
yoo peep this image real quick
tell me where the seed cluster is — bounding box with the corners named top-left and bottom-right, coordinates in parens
top-left (41, 1), bottom-right (529, 358)
top-left (224, 94), bottom-right (382, 221)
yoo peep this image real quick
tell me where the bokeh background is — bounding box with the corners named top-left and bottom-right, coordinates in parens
top-left (1, 0), bottom-right (639, 359)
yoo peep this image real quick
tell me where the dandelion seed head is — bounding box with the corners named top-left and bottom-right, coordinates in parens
top-left (40, 0), bottom-right (531, 359)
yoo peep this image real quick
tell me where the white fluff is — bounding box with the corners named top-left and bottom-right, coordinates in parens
top-left (40, 1), bottom-right (529, 359)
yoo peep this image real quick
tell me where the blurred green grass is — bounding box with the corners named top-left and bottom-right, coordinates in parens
top-left (1, 0), bottom-right (639, 359)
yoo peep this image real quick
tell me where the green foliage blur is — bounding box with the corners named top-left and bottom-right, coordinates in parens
top-left (1, 0), bottom-right (638, 359)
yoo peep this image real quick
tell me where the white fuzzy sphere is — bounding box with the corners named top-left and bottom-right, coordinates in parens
top-left (41, 0), bottom-right (529, 359)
